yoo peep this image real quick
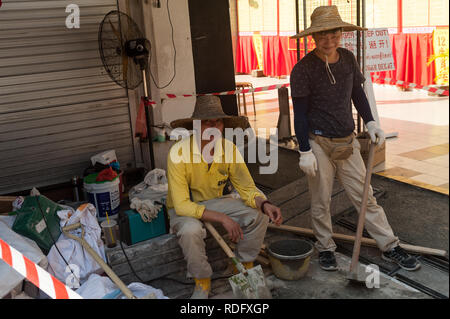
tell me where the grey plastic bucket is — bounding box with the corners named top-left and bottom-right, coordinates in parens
top-left (267, 239), bottom-right (314, 280)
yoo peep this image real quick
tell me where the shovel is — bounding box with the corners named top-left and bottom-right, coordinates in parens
top-left (62, 222), bottom-right (155, 299)
top-left (347, 141), bottom-right (377, 284)
top-left (204, 221), bottom-right (272, 299)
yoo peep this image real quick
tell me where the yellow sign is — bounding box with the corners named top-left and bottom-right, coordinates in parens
top-left (252, 33), bottom-right (264, 70)
top-left (432, 27), bottom-right (449, 86)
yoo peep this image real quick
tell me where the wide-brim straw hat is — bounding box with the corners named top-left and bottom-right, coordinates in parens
top-left (290, 5), bottom-right (367, 39)
top-left (170, 95), bottom-right (250, 130)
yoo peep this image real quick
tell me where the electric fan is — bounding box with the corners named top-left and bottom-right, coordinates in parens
top-left (98, 10), bottom-right (155, 169)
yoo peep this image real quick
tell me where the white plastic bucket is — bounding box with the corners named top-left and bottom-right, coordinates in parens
top-left (84, 177), bottom-right (120, 222)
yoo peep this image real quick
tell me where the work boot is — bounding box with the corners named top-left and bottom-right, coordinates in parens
top-left (382, 246), bottom-right (421, 271)
top-left (319, 251), bottom-right (338, 271)
top-left (190, 278), bottom-right (211, 299)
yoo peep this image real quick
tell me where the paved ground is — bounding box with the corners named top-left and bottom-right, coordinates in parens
top-left (210, 252), bottom-right (429, 299)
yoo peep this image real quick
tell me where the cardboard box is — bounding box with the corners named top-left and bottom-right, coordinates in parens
top-left (357, 132), bottom-right (386, 168)
top-left (251, 69), bottom-right (265, 77)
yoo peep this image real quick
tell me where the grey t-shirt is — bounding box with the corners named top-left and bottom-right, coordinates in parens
top-left (290, 47), bottom-right (365, 138)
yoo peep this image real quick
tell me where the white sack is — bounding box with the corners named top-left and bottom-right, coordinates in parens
top-left (46, 203), bottom-right (106, 287)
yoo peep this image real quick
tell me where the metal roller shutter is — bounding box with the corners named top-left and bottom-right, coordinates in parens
top-left (0, 0), bottom-right (137, 194)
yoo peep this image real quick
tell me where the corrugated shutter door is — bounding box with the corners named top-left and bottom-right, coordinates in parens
top-left (0, 0), bottom-right (136, 194)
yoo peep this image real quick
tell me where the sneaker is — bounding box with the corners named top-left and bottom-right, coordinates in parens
top-left (382, 246), bottom-right (421, 271)
top-left (319, 251), bottom-right (338, 271)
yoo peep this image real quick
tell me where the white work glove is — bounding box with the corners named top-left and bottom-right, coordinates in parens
top-left (299, 149), bottom-right (318, 177)
top-left (366, 121), bottom-right (385, 145)
top-left (130, 198), bottom-right (162, 223)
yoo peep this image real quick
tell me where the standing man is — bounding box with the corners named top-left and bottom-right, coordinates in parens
top-left (290, 6), bottom-right (420, 271)
top-left (167, 96), bottom-right (283, 299)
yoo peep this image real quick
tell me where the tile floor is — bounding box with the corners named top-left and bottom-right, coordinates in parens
top-left (235, 74), bottom-right (449, 194)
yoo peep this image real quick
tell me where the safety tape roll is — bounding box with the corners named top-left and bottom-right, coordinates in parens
top-left (0, 238), bottom-right (83, 299)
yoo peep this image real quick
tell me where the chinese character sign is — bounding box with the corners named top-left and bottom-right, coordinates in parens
top-left (432, 27), bottom-right (449, 86)
top-left (340, 28), bottom-right (395, 73)
top-left (252, 34), bottom-right (264, 70)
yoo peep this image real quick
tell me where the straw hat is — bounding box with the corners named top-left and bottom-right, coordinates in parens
top-left (290, 5), bottom-right (367, 39)
top-left (170, 95), bottom-right (250, 130)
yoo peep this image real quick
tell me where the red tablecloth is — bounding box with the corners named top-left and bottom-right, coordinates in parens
top-left (235, 36), bottom-right (259, 74)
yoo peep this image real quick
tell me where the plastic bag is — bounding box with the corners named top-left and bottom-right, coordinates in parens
top-left (115, 282), bottom-right (169, 299)
top-left (77, 276), bottom-right (170, 299)
top-left (0, 220), bottom-right (47, 298)
top-left (76, 273), bottom-right (117, 299)
top-left (144, 168), bottom-right (168, 189)
top-left (12, 196), bottom-right (25, 211)
top-left (129, 169), bottom-right (168, 202)
top-left (12, 195), bottom-right (63, 254)
top-left (46, 203), bottom-right (106, 287)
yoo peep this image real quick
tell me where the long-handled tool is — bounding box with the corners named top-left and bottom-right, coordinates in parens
top-left (62, 222), bottom-right (155, 299)
top-left (204, 221), bottom-right (272, 299)
top-left (346, 141), bottom-right (377, 283)
top-left (267, 224), bottom-right (447, 258)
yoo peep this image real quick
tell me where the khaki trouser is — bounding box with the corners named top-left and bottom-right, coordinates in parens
top-left (168, 197), bottom-right (269, 279)
top-left (308, 136), bottom-right (399, 253)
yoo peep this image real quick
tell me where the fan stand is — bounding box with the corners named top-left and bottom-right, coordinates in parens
top-left (141, 68), bottom-right (156, 171)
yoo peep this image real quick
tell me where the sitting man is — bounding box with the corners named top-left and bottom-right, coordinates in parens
top-left (167, 95), bottom-right (283, 299)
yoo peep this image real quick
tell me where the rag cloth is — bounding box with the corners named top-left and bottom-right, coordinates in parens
top-left (96, 167), bottom-right (118, 182)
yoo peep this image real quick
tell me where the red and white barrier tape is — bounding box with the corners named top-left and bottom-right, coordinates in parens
top-left (0, 238), bottom-right (83, 299)
top-left (147, 76), bottom-right (448, 105)
top-left (144, 83), bottom-right (291, 105)
top-left (372, 74), bottom-right (449, 96)
top-left (197, 83), bottom-right (290, 97)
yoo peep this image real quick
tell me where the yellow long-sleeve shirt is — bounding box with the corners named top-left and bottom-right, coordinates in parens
top-left (166, 135), bottom-right (266, 219)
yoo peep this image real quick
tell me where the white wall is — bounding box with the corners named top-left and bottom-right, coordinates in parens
top-left (141, 0), bottom-right (196, 127)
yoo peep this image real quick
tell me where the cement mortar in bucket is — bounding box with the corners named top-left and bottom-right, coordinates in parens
top-left (267, 239), bottom-right (314, 280)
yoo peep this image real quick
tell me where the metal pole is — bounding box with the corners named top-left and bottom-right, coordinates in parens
top-left (142, 69), bottom-right (156, 170)
top-left (295, 0), bottom-right (300, 61)
top-left (356, 0), bottom-right (362, 133)
top-left (302, 0), bottom-right (308, 55)
top-left (362, 0), bottom-right (366, 82)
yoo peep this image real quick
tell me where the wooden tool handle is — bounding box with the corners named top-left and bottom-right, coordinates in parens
top-left (204, 222), bottom-right (247, 273)
top-left (63, 224), bottom-right (137, 299)
top-left (0, 196), bottom-right (17, 202)
top-left (204, 221), bottom-right (235, 258)
top-left (268, 224), bottom-right (448, 257)
top-left (350, 142), bottom-right (376, 273)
